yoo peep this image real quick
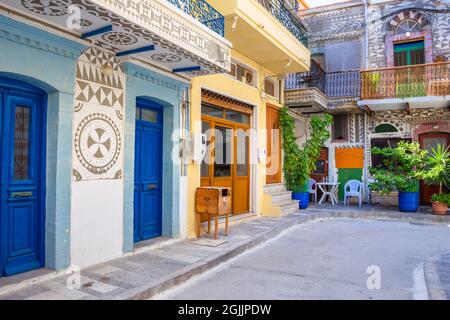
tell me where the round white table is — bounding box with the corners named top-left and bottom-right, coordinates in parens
top-left (317, 182), bottom-right (340, 205)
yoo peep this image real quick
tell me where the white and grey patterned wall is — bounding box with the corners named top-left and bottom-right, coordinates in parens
top-left (368, 0), bottom-right (450, 68)
top-left (72, 47), bottom-right (125, 181)
top-left (364, 108), bottom-right (450, 167)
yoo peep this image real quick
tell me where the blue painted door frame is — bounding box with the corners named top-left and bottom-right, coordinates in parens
top-left (0, 77), bottom-right (46, 277)
top-left (134, 99), bottom-right (163, 242)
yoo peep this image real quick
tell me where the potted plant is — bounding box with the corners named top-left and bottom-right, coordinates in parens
top-left (369, 141), bottom-right (427, 212)
top-left (279, 106), bottom-right (332, 209)
top-left (420, 144), bottom-right (450, 215)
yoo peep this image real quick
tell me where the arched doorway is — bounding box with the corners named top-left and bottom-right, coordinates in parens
top-left (419, 132), bottom-right (450, 205)
top-left (0, 77), bottom-right (46, 277)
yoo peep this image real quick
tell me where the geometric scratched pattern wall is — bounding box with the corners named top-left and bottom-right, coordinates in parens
top-left (72, 47), bottom-right (125, 181)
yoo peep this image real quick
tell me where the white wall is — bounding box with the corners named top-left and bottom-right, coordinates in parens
top-left (71, 180), bottom-right (124, 267)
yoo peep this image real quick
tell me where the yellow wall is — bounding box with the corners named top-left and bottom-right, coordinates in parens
top-left (207, 0), bottom-right (310, 74)
top-left (187, 49), bottom-right (283, 238)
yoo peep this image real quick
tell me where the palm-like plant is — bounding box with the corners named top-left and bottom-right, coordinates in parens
top-left (420, 144), bottom-right (450, 195)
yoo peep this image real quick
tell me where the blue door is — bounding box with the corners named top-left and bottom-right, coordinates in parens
top-left (134, 100), bottom-right (163, 242)
top-left (0, 78), bottom-right (46, 277)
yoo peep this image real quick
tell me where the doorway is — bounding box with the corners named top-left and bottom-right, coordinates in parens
top-left (200, 103), bottom-right (250, 216)
top-left (266, 105), bottom-right (281, 184)
top-left (133, 100), bottom-right (163, 242)
top-left (0, 77), bottom-right (46, 277)
top-left (419, 132), bottom-right (450, 205)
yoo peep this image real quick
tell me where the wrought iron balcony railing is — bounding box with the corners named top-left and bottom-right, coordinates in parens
top-left (326, 70), bottom-right (361, 98)
top-left (257, 0), bottom-right (308, 47)
top-left (285, 60), bottom-right (325, 92)
top-left (167, 0), bottom-right (225, 36)
top-left (285, 61), bottom-right (361, 99)
top-left (361, 62), bottom-right (450, 100)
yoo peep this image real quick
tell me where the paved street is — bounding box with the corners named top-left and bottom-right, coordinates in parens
top-left (159, 219), bottom-right (450, 300)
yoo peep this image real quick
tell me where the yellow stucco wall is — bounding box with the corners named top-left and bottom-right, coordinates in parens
top-left (186, 49), bottom-right (283, 238)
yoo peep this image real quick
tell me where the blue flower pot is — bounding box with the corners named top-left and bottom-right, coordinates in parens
top-left (292, 192), bottom-right (309, 209)
top-left (398, 192), bottom-right (419, 212)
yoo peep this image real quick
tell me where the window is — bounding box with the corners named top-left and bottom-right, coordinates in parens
top-left (394, 40), bottom-right (425, 66)
top-left (229, 61), bottom-right (256, 87)
top-left (395, 19), bottom-right (421, 35)
top-left (332, 114), bottom-right (348, 142)
top-left (264, 77), bottom-right (279, 99)
top-left (201, 103), bottom-right (250, 125)
top-left (374, 123), bottom-right (399, 134)
top-left (201, 104), bottom-right (223, 118)
top-left (371, 138), bottom-right (412, 169)
top-left (136, 106), bottom-right (158, 123)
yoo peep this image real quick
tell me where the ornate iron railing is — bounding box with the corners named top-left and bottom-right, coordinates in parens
top-left (285, 60), bottom-right (326, 92)
top-left (361, 62), bottom-right (450, 100)
top-left (257, 0), bottom-right (308, 47)
top-left (167, 0), bottom-right (225, 36)
top-left (285, 62), bottom-right (361, 99)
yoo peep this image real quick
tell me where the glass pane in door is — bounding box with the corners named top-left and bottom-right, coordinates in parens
top-left (214, 125), bottom-right (233, 177)
top-left (201, 121), bottom-right (211, 177)
top-left (236, 128), bottom-right (249, 176)
top-left (422, 137), bottom-right (447, 153)
top-left (13, 106), bottom-right (31, 180)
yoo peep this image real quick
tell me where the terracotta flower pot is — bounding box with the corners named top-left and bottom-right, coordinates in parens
top-left (432, 201), bottom-right (449, 215)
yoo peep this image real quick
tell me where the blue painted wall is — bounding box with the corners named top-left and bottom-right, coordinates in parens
top-left (122, 63), bottom-right (188, 252)
top-left (0, 15), bottom-right (86, 270)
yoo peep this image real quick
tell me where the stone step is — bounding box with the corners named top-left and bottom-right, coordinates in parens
top-left (277, 200), bottom-right (299, 215)
top-left (269, 191), bottom-right (293, 203)
top-left (264, 183), bottom-right (286, 193)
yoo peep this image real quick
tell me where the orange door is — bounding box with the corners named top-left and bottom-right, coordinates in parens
top-left (266, 105), bottom-right (281, 184)
top-left (419, 132), bottom-right (450, 205)
top-left (200, 119), bottom-right (250, 216)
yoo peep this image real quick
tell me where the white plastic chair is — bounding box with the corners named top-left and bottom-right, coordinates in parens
top-left (344, 180), bottom-right (363, 207)
top-left (308, 178), bottom-right (317, 203)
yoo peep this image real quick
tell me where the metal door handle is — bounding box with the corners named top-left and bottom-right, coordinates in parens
top-left (147, 184), bottom-right (158, 190)
top-left (12, 191), bottom-right (33, 198)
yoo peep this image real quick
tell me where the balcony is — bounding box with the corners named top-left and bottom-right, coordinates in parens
top-left (359, 62), bottom-right (450, 111)
top-left (167, 0), bottom-right (224, 36)
top-left (1, 0), bottom-right (231, 77)
top-left (256, 0), bottom-right (308, 47)
top-left (285, 60), bottom-right (361, 113)
top-left (207, 0), bottom-right (310, 74)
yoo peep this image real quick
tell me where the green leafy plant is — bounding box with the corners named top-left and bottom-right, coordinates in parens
top-left (369, 141), bottom-right (427, 194)
top-left (279, 106), bottom-right (332, 193)
top-left (431, 193), bottom-right (450, 206)
top-left (419, 144), bottom-right (450, 195)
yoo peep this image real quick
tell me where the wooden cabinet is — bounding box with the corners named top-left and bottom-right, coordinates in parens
top-left (195, 187), bottom-right (231, 239)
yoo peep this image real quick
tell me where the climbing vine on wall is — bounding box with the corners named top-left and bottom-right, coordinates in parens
top-left (279, 106), bottom-right (332, 193)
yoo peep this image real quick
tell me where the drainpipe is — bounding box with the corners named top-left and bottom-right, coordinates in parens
top-left (363, 0), bottom-right (369, 69)
top-left (363, 0), bottom-right (369, 203)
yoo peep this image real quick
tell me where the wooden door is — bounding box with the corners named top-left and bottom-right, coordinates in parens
top-left (419, 132), bottom-right (450, 205)
top-left (0, 79), bottom-right (46, 277)
top-left (200, 119), bottom-right (250, 216)
top-left (266, 105), bottom-right (281, 184)
top-left (311, 148), bottom-right (329, 183)
top-left (134, 101), bottom-right (163, 242)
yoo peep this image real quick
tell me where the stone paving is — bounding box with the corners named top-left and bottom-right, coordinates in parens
top-left (0, 206), bottom-right (449, 300)
top-left (436, 253), bottom-right (450, 299)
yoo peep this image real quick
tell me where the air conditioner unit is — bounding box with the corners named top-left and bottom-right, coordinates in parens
top-left (242, 70), bottom-right (253, 85)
